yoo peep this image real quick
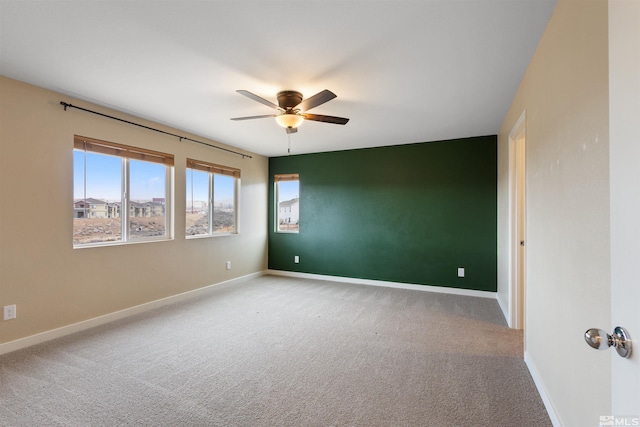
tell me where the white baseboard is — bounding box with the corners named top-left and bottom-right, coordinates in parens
top-left (496, 293), bottom-right (511, 327)
top-left (524, 351), bottom-right (563, 427)
top-left (267, 269), bottom-right (497, 299)
top-left (0, 272), bottom-right (264, 356)
top-left (1, 270), bottom-right (496, 356)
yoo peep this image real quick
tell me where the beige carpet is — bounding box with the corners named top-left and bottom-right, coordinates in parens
top-left (0, 275), bottom-right (551, 426)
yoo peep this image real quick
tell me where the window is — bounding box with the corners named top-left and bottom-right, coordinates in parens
top-left (73, 135), bottom-right (173, 247)
top-left (186, 159), bottom-right (240, 237)
top-left (275, 174), bottom-right (299, 233)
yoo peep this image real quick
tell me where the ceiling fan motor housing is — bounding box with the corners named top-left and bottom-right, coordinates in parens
top-left (277, 91), bottom-right (303, 111)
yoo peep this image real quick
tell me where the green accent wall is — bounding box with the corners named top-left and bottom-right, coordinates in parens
top-left (268, 135), bottom-right (497, 292)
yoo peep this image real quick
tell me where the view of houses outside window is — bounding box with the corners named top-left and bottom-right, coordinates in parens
top-left (128, 159), bottom-right (167, 240)
top-left (73, 149), bottom-right (171, 246)
top-left (73, 151), bottom-right (123, 245)
top-left (186, 160), bottom-right (238, 237)
top-left (275, 175), bottom-right (299, 233)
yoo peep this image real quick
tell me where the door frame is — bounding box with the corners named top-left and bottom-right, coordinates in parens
top-left (508, 111), bottom-right (526, 330)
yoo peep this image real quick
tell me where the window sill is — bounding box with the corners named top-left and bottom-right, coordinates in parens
top-left (185, 232), bottom-right (239, 240)
top-left (73, 236), bottom-right (174, 249)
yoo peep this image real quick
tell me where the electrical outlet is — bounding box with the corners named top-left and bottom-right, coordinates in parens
top-left (3, 304), bottom-right (16, 320)
top-left (458, 267), bottom-right (465, 278)
top-left (226, 261), bottom-right (232, 270)
top-left (294, 255), bottom-right (299, 264)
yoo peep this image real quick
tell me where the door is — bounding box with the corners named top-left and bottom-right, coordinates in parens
top-left (609, 0), bottom-right (639, 416)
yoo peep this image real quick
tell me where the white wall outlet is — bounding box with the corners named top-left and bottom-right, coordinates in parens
top-left (226, 261), bottom-right (232, 270)
top-left (294, 255), bottom-right (299, 264)
top-left (457, 267), bottom-right (465, 278)
top-left (3, 304), bottom-right (16, 320)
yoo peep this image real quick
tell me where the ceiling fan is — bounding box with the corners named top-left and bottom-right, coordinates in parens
top-left (231, 89), bottom-right (349, 134)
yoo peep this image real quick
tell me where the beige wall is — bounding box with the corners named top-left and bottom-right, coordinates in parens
top-left (0, 76), bottom-right (268, 345)
top-left (498, 0), bottom-right (611, 425)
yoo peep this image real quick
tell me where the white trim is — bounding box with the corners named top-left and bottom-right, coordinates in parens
top-left (510, 110), bottom-right (527, 140)
top-left (496, 292), bottom-right (510, 323)
top-left (267, 269), bottom-right (497, 299)
top-left (524, 351), bottom-right (563, 427)
top-left (1, 270), bottom-right (498, 356)
top-left (507, 110), bottom-right (527, 330)
top-left (0, 272), bottom-right (263, 356)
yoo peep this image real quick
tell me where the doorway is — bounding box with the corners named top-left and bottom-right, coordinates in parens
top-left (509, 112), bottom-right (526, 330)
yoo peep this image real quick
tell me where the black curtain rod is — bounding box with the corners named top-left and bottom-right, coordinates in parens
top-left (60, 102), bottom-right (252, 159)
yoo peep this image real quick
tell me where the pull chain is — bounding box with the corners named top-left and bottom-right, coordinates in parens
top-left (288, 133), bottom-right (291, 155)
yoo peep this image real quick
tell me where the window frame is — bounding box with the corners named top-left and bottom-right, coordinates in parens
top-left (73, 135), bottom-right (174, 248)
top-left (186, 158), bottom-right (240, 238)
top-left (274, 173), bottom-right (300, 234)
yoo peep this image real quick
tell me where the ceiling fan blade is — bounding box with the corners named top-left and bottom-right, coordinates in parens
top-left (295, 89), bottom-right (337, 112)
top-left (303, 114), bottom-right (349, 125)
top-left (286, 127), bottom-right (298, 134)
top-left (230, 114), bottom-right (276, 121)
top-left (236, 90), bottom-right (282, 111)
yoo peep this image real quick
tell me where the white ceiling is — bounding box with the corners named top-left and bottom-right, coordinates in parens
top-left (0, 0), bottom-right (556, 157)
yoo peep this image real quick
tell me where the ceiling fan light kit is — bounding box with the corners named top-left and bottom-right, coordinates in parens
top-left (231, 89), bottom-right (349, 134)
top-left (275, 113), bottom-right (304, 129)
